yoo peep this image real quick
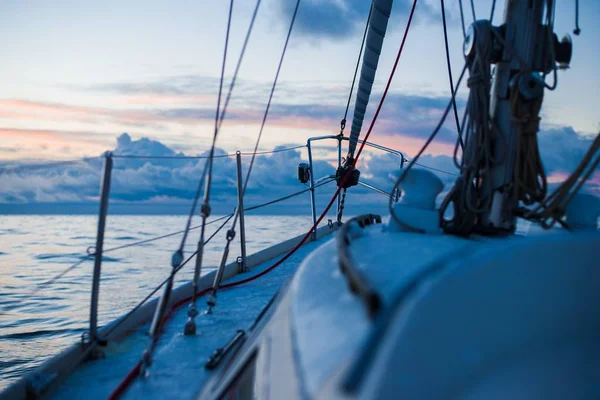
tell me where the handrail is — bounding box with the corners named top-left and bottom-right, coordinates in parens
top-left (305, 135), bottom-right (407, 237)
top-left (357, 181), bottom-right (400, 201)
top-left (307, 135), bottom-right (406, 165)
top-left (4, 136), bottom-right (410, 394)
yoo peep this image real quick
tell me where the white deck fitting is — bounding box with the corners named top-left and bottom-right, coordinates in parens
top-left (50, 234), bottom-right (332, 400)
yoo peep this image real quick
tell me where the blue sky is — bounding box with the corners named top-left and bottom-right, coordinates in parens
top-left (0, 0), bottom-right (598, 211)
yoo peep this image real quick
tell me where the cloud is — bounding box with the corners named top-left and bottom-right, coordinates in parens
top-left (538, 126), bottom-right (595, 173)
top-left (0, 134), bottom-right (337, 209)
top-left (1, 125), bottom-right (598, 214)
top-left (1, 77), bottom-right (464, 158)
top-left (277, 0), bottom-right (438, 41)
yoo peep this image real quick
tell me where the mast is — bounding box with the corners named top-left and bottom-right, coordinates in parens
top-left (346, 0), bottom-right (394, 161)
top-left (482, 0), bottom-right (547, 231)
top-left (445, 0), bottom-right (572, 235)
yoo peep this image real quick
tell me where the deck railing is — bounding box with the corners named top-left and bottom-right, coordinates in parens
top-left (306, 135), bottom-right (405, 239)
top-left (1, 137), bottom-right (407, 354)
top-left (84, 137), bottom-right (405, 342)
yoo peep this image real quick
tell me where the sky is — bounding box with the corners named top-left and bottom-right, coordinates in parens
top-left (0, 0), bottom-right (598, 212)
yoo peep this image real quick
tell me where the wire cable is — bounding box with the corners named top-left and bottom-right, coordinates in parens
top-left (440, 0), bottom-right (464, 150)
top-left (412, 161), bottom-right (460, 177)
top-left (0, 157), bottom-right (100, 174)
top-left (490, 0), bottom-right (497, 21)
top-left (205, 0), bottom-right (301, 313)
top-left (389, 64), bottom-right (468, 233)
top-left (10, 214), bottom-right (234, 305)
top-left (458, 0), bottom-right (467, 38)
top-left (103, 213), bottom-right (234, 339)
top-left (573, 0), bottom-right (581, 35)
top-left (238, 0), bottom-right (301, 214)
top-left (341, 1), bottom-right (373, 133)
top-left (244, 179), bottom-right (334, 212)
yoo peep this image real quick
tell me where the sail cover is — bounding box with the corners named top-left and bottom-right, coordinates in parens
top-left (347, 0), bottom-right (393, 158)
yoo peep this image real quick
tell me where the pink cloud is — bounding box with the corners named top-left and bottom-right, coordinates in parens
top-left (116, 94), bottom-right (215, 106)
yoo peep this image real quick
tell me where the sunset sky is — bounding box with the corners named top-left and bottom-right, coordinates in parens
top-left (0, 0), bottom-right (598, 209)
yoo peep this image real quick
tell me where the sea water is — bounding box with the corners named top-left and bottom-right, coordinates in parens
top-left (0, 214), bottom-right (315, 389)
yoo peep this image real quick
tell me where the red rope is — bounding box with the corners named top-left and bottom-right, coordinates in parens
top-left (108, 2), bottom-right (416, 397)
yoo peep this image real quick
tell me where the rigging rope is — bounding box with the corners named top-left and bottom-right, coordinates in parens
top-left (458, 0), bottom-right (467, 38)
top-left (437, 17), bottom-right (512, 236)
top-left (469, 0), bottom-right (476, 21)
top-left (141, 0), bottom-right (236, 366)
top-left (237, 0), bottom-right (300, 219)
top-left (490, 0), bottom-right (497, 21)
top-left (103, 213), bottom-right (234, 339)
top-left (182, 0), bottom-right (261, 259)
top-left (336, 1), bottom-right (373, 223)
top-left (440, 0), bottom-right (464, 150)
top-left (204, 0), bottom-right (301, 313)
top-left (520, 133), bottom-right (600, 229)
top-left (573, 0), bottom-right (581, 35)
top-left (209, 0), bottom-right (418, 318)
top-left (389, 64), bottom-right (467, 233)
top-left (110, 1), bottom-right (419, 394)
top-left (182, 0), bottom-right (261, 334)
top-left (340, 1), bottom-right (373, 134)
top-left (20, 180), bottom-right (320, 302)
top-left (14, 215), bottom-right (234, 308)
top-left (511, 74), bottom-right (547, 206)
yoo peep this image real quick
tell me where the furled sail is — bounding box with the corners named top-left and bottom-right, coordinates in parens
top-left (347, 0), bottom-right (394, 159)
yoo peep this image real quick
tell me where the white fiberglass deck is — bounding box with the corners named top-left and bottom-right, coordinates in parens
top-left (288, 223), bottom-right (474, 396)
top-left (287, 221), bottom-right (599, 399)
top-left (50, 233), bottom-right (332, 400)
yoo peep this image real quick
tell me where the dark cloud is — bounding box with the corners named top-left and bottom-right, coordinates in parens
top-left (538, 126), bottom-right (596, 174)
top-left (278, 0), bottom-right (438, 41)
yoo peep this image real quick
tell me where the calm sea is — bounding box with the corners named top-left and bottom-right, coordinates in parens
top-left (0, 214), bottom-right (317, 390)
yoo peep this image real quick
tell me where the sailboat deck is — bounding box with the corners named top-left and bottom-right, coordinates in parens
top-left (50, 232), bottom-right (333, 400)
